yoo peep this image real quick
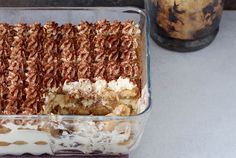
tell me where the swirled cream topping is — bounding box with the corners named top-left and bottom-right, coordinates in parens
top-left (0, 20), bottom-right (141, 116)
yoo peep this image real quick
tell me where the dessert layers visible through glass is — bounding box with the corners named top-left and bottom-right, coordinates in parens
top-left (0, 7), bottom-right (150, 156)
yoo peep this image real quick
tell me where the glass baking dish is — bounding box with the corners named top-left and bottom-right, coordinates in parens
top-left (0, 7), bottom-right (151, 156)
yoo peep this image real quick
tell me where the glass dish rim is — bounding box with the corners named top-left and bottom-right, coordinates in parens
top-left (0, 7), bottom-right (151, 120)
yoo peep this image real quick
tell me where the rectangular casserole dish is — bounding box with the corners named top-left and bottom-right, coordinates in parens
top-left (0, 7), bottom-right (151, 156)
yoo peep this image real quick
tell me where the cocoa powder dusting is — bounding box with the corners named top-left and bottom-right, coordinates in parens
top-left (0, 20), bottom-right (141, 115)
top-left (4, 23), bottom-right (27, 114)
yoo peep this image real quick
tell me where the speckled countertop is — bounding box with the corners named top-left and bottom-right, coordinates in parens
top-left (131, 11), bottom-right (236, 158)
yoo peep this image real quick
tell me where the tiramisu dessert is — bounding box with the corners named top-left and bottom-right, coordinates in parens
top-left (0, 19), bottom-right (141, 116)
top-left (0, 19), bottom-right (149, 155)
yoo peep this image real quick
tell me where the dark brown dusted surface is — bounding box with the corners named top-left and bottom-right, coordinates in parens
top-left (0, 20), bottom-right (141, 115)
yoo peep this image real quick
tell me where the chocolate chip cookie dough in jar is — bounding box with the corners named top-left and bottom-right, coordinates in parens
top-left (145, 0), bottom-right (224, 52)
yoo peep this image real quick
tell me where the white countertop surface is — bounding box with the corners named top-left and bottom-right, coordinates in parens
top-left (131, 11), bottom-right (236, 158)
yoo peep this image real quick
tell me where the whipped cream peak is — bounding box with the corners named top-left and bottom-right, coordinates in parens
top-left (63, 77), bottom-right (136, 95)
top-left (108, 77), bottom-right (136, 92)
top-left (63, 79), bottom-right (93, 94)
top-left (94, 79), bottom-right (107, 94)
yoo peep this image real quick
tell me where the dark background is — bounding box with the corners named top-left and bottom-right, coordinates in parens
top-left (0, 0), bottom-right (235, 9)
top-left (225, 0), bottom-right (236, 9)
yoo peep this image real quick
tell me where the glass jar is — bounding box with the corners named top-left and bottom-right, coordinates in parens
top-left (145, 0), bottom-right (224, 52)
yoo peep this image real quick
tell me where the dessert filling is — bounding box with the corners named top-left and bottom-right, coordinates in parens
top-left (0, 20), bottom-right (142, 116)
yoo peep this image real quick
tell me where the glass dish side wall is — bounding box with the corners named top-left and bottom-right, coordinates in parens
top-left (0, 114), bottom-right (150, 156)
top-left (0, 7), bottom-right (151, 156)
